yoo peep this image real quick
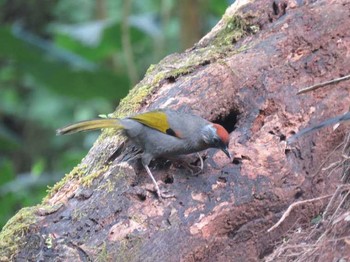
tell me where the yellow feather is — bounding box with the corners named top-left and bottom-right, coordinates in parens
top-left (129, 111), bottom-right (170, 134)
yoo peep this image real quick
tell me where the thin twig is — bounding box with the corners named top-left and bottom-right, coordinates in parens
top-left (329, 190), bottom-right (350, 223)
top-left (297, 74), bottom-right (350, 94)
top-left (322, 184), bottom-right (350, 219)
top-left (311, 141), bottom-right (346, 177)
top-left (303, 185), bottom-right (350, 247)
top-left (267, 194), bottom-right (333, 232)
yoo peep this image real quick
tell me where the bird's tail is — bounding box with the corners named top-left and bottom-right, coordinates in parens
top-left (56, 118), bottom-right (123, 135)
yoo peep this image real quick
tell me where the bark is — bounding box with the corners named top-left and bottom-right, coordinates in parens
top-left (1, 0), bottom-right (350, 261)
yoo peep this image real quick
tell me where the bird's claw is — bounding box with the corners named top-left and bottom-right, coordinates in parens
top-left (178, 153), bottom-right (204, 176)
top-left (159, 191), bottom-right (176, 200)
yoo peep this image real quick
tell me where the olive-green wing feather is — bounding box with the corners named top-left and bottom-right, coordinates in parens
top-left (129, 111), bottom-right (179, 137)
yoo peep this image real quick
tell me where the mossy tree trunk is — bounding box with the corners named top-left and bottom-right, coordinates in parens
top-left (1, 0), bottom-right (350, 261)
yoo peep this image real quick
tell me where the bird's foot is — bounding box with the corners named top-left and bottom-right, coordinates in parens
top-left (144, 164), bottom-right (176, 201)
top-left (152, 183), bottom-right (175, 200)
top-left (184, 166), bottom-right (202, 176)
top-left (177, 154), bottom-right (204, 176)
top-left (159, 191), bottom-right (176, 200)
top-left (146, 187), bottom-right (175, 201)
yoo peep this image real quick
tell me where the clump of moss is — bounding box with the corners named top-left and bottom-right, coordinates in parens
top-left (213, 15), bottom-right (259, 47)
top-left (44, 164), bottom-right (88, 201)
top-left (100, 83), bottom-right (156, 139)
top-left (0, 207), bottom-right (38, 261)
top-left (81, 165), bottom-right (109, 188)
top-left (97, 178), bottom-right (114, 192)
top-left (109, 84), bottom-right (155, 120)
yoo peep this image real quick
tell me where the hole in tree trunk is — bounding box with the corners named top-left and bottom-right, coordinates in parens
top-left (213, 109), bottom-right (240, 133)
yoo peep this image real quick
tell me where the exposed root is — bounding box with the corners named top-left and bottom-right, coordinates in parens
top-left (297, 74), bottom-right (350, 94)
top-left (267, 195), bottom-right (332, 233)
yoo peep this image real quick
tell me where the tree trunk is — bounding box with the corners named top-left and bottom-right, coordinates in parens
top-left (1, 0), bottom-right (350, 261)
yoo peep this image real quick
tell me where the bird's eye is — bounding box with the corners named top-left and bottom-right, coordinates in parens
top-left (213, 137), bottom-right (220, 144)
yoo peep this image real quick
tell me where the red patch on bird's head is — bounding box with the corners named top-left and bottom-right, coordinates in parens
top-left (213, 124), bottom-right (230, 145)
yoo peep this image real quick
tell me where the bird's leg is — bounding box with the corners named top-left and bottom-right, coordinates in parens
top-left (143, 164), bottom-right (175, 200)
top-left (197, 153), bottom-right (204, 172)
top-left (186, 153), bottom-right (204, 176)
top-left (172, 153), bottom-right (204, 176)
top-left (143, 164), bottom-right (161, 198)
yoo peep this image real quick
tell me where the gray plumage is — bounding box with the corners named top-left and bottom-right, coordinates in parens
top-left (57, 109), bottom-right (231, 199)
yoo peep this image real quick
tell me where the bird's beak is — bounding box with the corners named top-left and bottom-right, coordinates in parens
top-left (221, 147), bottom-right (232, 160)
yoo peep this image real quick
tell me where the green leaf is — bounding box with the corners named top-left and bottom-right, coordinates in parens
top-left (31, 158), bottom-right (46, 177)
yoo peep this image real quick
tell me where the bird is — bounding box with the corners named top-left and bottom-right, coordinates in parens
top-left (57, 109), bottom-right (231, 199)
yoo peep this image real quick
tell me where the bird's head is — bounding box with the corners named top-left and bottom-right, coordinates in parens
top-left (201, 123), bottom-right (231, 159)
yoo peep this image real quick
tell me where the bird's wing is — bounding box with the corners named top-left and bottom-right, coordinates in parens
top-left (129, 111), bottom-right (181, 138)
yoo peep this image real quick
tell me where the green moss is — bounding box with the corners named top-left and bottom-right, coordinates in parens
top-left (81, 165), bottom-right (109, 188)
top-left (213, 15), bottom-right (259, 47)
top-left (0, 206), bottom-right (38, 261)
top-left (165, 66), bottom-right (192, 78)
top-left (145, 64), bottom-right (156, 74)
top-left (44, 164), bottom-right (88, 201)
top-left (109, 84), bottom-right (155, 120)
top-left (97, 178), bottom-right (114, 193)
top-left (100, 83), bottom-right (156, 139)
